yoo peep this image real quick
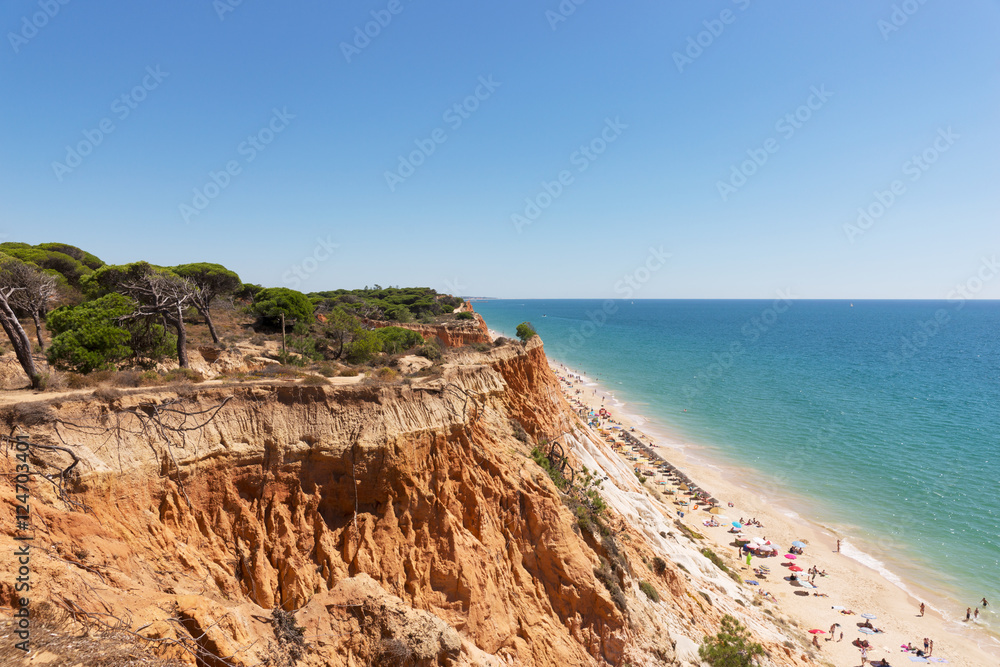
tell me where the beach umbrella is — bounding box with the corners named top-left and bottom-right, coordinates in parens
top-left (788, 565), bottom-right (803, 572)
top-left (860, 613), bottom-right (877, 620)
top-left (808, 629), bottom-right (825, 634)
top-left (784, 554), bottom-right (797, 560)
top-left (732, 521), bottom-right (742, 528)
top-left (858, 628), bottom-right (876, 635)
top-left (792, 541), bottom-right (806, 548)
top-left (750, 537), bottom-right (766, 546)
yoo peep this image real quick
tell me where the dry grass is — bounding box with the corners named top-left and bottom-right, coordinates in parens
top-left (0, 602), bottom-right (187, 667)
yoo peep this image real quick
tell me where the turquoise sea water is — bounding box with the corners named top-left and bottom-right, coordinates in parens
top-left (475, 299), bottom-right (1000, 636)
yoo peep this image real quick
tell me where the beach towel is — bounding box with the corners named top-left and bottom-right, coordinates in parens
top-left (909, 658), bottom-right (929, 663)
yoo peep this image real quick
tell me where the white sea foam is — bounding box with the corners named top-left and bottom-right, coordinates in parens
top-left (840, 540), bottom-right (909, 593)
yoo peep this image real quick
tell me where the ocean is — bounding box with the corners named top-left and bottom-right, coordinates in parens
top-left (474, 299), bottom-right (1000, 637)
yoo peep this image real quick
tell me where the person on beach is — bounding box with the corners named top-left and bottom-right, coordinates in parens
top-left (928, 639), bottom-right (933, 656)
top-left (838, 631), bottom-right (843, 642)
top-left (974, 607), bottom-right (979, 619)
top-left (919, 602), bottom-right (924, 616)
top-left (966, 607), bottom-right (972, 621)
top-left (812, 634), bottom-right (821, 650)
top-left (836, 539), bottom-right (841, 552)
top-left (984, 597), bottom-right (989, 606)
top-left (923, 638), bottom-right (929, 653)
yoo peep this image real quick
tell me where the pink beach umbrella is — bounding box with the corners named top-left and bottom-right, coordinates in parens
top-left (784, 554), bottom-right (797, 560)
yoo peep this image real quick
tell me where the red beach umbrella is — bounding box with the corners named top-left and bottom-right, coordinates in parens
top-left (788, 565), bottom-right (804, 572)
top-left (808, 629), bottom-right (826, 634)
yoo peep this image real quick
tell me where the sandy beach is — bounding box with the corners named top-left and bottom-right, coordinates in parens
top-left (549, 359), bottom-right (999, 667)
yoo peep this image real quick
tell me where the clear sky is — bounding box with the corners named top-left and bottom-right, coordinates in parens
top-left (2, 1), bottom-right (998, 299)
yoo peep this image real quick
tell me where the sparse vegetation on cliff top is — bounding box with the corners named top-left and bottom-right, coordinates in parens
top-left (0, 241), bottom-right (483, 391)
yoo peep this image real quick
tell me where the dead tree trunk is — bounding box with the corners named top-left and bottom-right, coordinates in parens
top-left (30, 310), bottom-right (44, 351)
top-left (0, 293), bottom-right (40, 388)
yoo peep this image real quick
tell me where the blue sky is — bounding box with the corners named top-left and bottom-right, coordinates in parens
top-left (2, 0), bottom-right (998, 298)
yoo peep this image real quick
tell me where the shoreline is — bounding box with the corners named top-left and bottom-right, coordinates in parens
top-left (548, 357), bottom-right (1000, 666)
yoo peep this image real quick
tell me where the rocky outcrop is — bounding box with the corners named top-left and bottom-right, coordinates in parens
top-left (361, 312), bottom-right (491, 348)
top-left (0, 338), bottom-right (811, 666)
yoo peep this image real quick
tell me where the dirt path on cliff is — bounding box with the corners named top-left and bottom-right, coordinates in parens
top-left (0, 374), bottom-right (365, 407)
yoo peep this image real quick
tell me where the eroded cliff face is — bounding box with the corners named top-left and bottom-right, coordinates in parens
top-left (0, 339), bottom-right (811, 666)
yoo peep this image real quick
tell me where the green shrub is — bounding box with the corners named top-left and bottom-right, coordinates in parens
top-left (301, 374), bottom-right (329, 385)
top-left (594, 560), bottom-right (627, 612)
top-left (456, 311), bottom-right (474, 320)
top-left (46, 293), bottom-right (174, 373)
top-left (701, 548), bottom-right (741, 583)
top-left (317, 363), bottom-right (337, 377)
top-left (384, 305), bottom-right (413, 322)
top-left (250, 287), bottom-right (315, 329)
top-left (345, 329), bottom-right (383, 364)
top-left (698, 615), bottom-right (765, 667)
top-left (375, 326), bottom-right (424, 354)
top-left (289, 335), bottom-right (323, 361)
top-left (338, 368), bottom-right (360, 377)
top-left (415, 342), bottom-right (441, 360)
top-left (515, 322), bottom-right (536, 343)
top-left (639, 581), bottom-right (659, 603)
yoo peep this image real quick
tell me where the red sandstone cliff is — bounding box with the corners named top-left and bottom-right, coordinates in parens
top-left (0, 339), bottom-right (813, 666)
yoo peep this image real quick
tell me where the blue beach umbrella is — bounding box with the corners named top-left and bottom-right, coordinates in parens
top-left (732, 521), bottom-right (742, 528)
top-left (792, 541), bottom-right (806, 548)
